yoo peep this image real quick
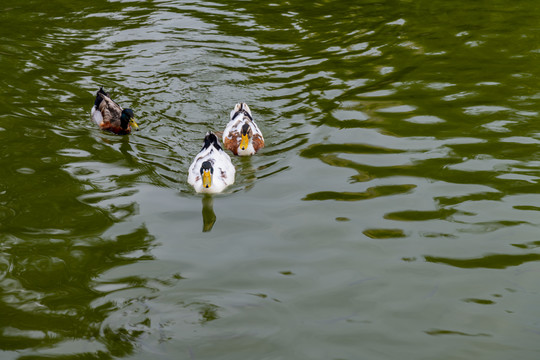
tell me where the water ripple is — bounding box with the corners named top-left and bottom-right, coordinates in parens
top-left (3, 0), bottom-right (540, 358)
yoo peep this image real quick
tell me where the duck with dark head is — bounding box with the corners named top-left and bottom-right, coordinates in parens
top-left (91, 87), bottom-right (139, 135)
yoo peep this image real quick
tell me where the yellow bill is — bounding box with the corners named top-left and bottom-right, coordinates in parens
top-left (130, 118), bottom-right (139, 131)
top-left (202, 170), bottom-right (212, 188)
top-left (240, 133), bottom-right (249, 150)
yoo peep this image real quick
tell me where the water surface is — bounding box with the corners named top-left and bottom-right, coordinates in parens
top-left (2, 0), bottom-right (540, 359)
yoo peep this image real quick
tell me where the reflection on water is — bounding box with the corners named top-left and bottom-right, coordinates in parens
top-left (425, 253), bottom-right (540, 269)
top-left (199, 154), bottom-right (259, 232)
top-left (201, 195), bottom-right (216, 232)
top-left (3, 0), bottom-right (540, 358)
top-left (0, 224), bottom-right (156, 357)
top-left (237, 156), bottom-right (257, 191)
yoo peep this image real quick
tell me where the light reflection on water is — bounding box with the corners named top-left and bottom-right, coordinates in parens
top-left (1, 0), bottom-right (540, 359)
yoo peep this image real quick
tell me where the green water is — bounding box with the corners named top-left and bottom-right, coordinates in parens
top-left (2, 0), bottom-right (540, 358)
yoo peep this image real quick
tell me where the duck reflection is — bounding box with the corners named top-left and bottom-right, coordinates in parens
top-left (95, 133), bottom-right (137, 164)
top-left (238, 156), bottom-right (257, 191)
top-left (119, 135), bottom-right (135, 160)
top-left (200, 154), bottom-right (261, 232)
top-left (202, 194), bottom-right (216, 232)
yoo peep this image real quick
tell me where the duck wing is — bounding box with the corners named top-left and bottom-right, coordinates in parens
top-left (252, 134), bottom-right (265, 150)
top-left (250, 119), bottom-right (264, 139)
top-left (98, 94), bottom-right (123, 127)
top-left (223, 132), bottom-right (240, 155)
top-left (223, 115), bottom-right (244, 154)
top-left (214, 149), bottom-right (235, 186)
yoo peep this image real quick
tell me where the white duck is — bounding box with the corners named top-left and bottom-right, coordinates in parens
top-left (188, 132), bottom-right (236, 193)
top-left (223, 103), bottom-right (264, 156)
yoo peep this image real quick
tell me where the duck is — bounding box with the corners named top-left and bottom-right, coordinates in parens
top-left (188, 132), bottom-right (236, 193)
top-left (223, 103), bottom-right (264, 156)
top-left (91, 87), bottom-right (139, 135)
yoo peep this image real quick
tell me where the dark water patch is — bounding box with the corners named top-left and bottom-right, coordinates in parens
top-left (511, 240), bottom-right (540, 250)
top-left (420, 232), bottom-right (458, 239)
top-left (384, 208), bottom-right (456, 221)
top-left (462, 298), bottom-right (496, 305)
top-left (457, 221), bottom-right (528, 234)
top-left (425, 329), bottom-right (491, 337)
top-left (279, 271), bottom-right (294, 276)
top-left (513, 205), bottom-right (540, 211)
top-left (363, 228), bottom-right (407, 239)
top-left (436, 190), bottom-right (504, 207)
top-left (303, 184), bottom-right (416, 201)
top-left (425, 253), bottom-right (540, 269)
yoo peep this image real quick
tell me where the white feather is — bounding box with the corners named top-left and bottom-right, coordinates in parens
top-left (91, 105), bottom-right (103, 126)
top-left (237, 142), bottom-right (255, 156)
top-left (188, 141), bottom-right (235, 194)
top-left (223, 103), bottom-right (264, 156)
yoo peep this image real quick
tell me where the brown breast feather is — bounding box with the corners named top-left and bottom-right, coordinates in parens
top-left (224, 132), bottom-right (241, 155)
top-left (252, 135), bottom-right (265, 152)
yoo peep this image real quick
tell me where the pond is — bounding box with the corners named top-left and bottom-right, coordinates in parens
top-left (1, 0), bottom-right (540, 359)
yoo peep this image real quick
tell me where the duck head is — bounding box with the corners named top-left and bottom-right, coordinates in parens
top-left (240, 123), bottom-right (252, 151)
top-left (121, 108), bottom-right (139, 131)
top-left (200, 160), bottom-right (214, 189)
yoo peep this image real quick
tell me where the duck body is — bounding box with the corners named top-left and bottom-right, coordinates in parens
top-left (91, 87), bottom-right (139, 135)
top-left (223, 103), bottom-right (264, 156)
top-left (188, 132), bottom-right (236, 194)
